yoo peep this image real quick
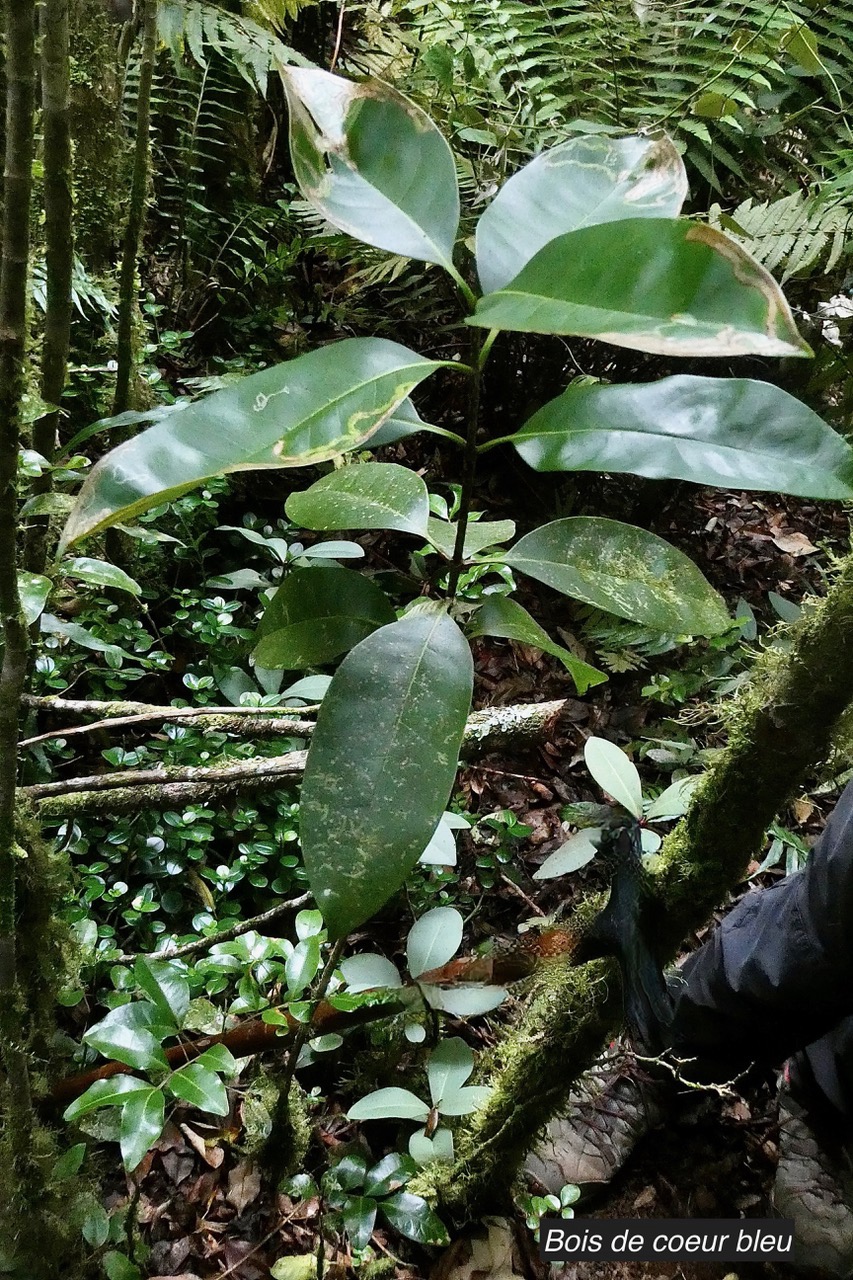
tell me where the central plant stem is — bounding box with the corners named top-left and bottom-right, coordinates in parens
top-left (447, 329), bottom-right (493, 599)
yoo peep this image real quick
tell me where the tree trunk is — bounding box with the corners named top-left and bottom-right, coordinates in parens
top-left (24, 0), bottom-right (73, 574)
top-left (68, 0), bottom-right (126, 273)
top-left (421, 552), bottom-right (853, 1223)
top-left (0, 0), bottom-right (42, 1245)
top-left (112, 0), bottom-right (157, 415)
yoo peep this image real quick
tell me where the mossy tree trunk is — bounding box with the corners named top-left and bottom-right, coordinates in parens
top-left (422, 552), bottom-right (853, 1223)
top-left (24, 0), bottom-right (74, 574)
top-left (112, 0), bottom-right (157, 415)
top-left (68, 0), bottom-right (126, 274)
top-left (0, 0), bottom-right (42, 1232)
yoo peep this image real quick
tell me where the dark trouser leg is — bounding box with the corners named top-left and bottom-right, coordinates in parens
top-left (669, 779), bottom-right (853, 1115)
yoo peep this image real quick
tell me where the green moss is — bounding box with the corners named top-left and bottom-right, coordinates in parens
top-left (13, 804), bottom-right (77, 1075)
top-left (412, 957), bottom-right (619, 1222)
top-left (359, 1258), bottom-right (397, 1280)
top-left (260, 1072), bottom-right (313, 1184)
top-left (0, 1119), bottom-right (97, 1278)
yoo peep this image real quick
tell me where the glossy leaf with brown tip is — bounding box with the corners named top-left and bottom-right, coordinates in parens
top-left (470, 219), bottom-right (811, 358)
top-left (282, 68), bottom-right (459, 268)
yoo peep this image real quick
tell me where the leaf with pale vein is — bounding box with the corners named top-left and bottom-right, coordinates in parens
top-left (512, 376), bottom-right (853, 498)
top-left (301, 614), bottom-right (473, 938)
top-left (61, 338), bottom-right (445, 547)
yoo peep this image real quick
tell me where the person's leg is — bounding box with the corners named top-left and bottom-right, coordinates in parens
top-left (669, 778), bottom-right (853, 1083)
top-left (527, 781), bottom-right (853, 1273)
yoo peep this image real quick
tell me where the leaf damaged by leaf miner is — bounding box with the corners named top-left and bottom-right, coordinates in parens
top-left (282, 67), bottom-right (460, 269)
top-left (476, 132), bottom-right (688, 294)
top-left (504, 517), bottom-right (731, 637)
top-left (61, 338), bottom-right (446, 548)
top-left (470, 217), bottom-right (812, 359)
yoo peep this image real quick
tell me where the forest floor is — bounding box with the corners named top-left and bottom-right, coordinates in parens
top-left (113, 479), bottom-right (853, 1280)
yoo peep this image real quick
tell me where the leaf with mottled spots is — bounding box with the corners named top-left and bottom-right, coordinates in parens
top-left (476, 133), bottom-right (687, 294)
top-left (470, 219), bottom-right (811, 358)
top-left (61, 338), bottom-right (446, 547)
top-left (504, 517), bottom-right (730, 636)
top-left (300, 612), bottom-right (473, 938)
top-left (282, 68), bottom-right (459, 269)
top-left (286, 462), bottom-right (430, 536)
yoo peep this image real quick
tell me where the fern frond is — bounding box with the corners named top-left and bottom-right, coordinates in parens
top-left (362, 0), bottom-right (853, 205)
top-left (156, 0), bottom-right (311, 94)
top-left (710, 193), bottom-right (852, 280)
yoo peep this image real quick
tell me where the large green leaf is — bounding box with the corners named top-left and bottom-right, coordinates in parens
top-left (63, 1074), bottom-right (154, 1122)
top-left (61, 339), bottom-right (445, 547)
top-left (504, 517), bottom-right (730, 636)
top-left (252, 566), bottom-right (395, 669)
top-left (282, 68), bottom-right (459, 269)
top-left (512, 376), bottom-right (853, 498)
top-left (380, 1192), bottom-right (450, 1247)
top-left (18, 571), bottom-right (51, 626)
top-left (286, 463), bottom-right (430, 536)
top-left (584, 737), bottom-right (643, 817)
top-left (300, 611), bottom-right (473, 938)
top-left (64, 557), bottom-right (141, 596)
top-left (407, 906), bottom-right (463, 979)
top-left (134, 957), bottom-right (190, 1027)
top-left (167, 1063), bottom-right (229, 1115)
top-left (476, 134), bottom-right (687, 294)
top-left (467, 596), bottom-right (605, 694)
top-left (470, 219), bottom-right (810, 358)
top-left (348, 1088), bottom-right (431, 1122)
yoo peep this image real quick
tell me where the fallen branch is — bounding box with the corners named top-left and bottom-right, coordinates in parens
top-left (28, 699), bottom-right (570, 817)
top-left (20, 697), bottom-right (318, 748)
top-left (52, 992), bottom-right (407, 1108)
top-left (112, 893), bottom-right (312, 965)
top-left (25, 752), bottom-right (310, 799)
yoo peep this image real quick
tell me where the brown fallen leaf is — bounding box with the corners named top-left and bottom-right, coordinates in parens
top-left (632, 1185), bottom-right (656, 1210)
top-left (227, 1158), bottom-right (262, 1213)
top-left (771, 531), bottom-right (818, 556)
top-left (791, 797), bottom-right (815, 824)
top-left (179, 1122), bottom-right (224, 1168)
top-left (431, 1216), bottom-right (521, 1280)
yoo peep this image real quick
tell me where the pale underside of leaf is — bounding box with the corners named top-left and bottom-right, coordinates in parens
top-left (282, 68), bottom-right (459, 268)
